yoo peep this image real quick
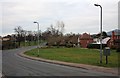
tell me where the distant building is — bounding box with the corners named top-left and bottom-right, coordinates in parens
top-left (107, 31), bottom-right (120, 49)
top-left (0, 36), bottom-right (2, 41)
top-left (2, 38), bottom-right (10, 41)
top-left (79, 33), bottom-right (93, 48)
top-left (78, 30), bottom-right (120, 49)
top-left (2, 35), bottom-right (16, 41)
top-left (0, 36), bottom-right (2, 49)
top-left (93, 37), bottom-right (110, 44)
top-left (2, 35), bottom-right (17, 50)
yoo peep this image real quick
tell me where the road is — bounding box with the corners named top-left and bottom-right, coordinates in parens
top-left (2, 46), bottom-right (117, 77)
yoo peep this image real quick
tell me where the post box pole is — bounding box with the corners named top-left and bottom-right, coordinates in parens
top-left (106, 56), bottom-right (108, 64)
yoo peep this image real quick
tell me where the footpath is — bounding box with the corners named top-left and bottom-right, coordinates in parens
top-left (18, 51), bottom-right (119, 75)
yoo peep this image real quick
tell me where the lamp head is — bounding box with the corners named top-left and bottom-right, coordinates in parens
top-left (33, 21), bottom-right (37, 23)
top-left (94, 4), bottom-right (100, 7)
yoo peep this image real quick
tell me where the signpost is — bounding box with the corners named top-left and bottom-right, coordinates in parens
top-left (103, 47), bottom-right (110, 64)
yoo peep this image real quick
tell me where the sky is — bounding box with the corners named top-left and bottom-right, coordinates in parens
top-left (0, 0), bottom-right (119, 36)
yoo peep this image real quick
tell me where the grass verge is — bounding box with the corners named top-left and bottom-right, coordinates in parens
top-left (24, 48), bottom-right (119, 67)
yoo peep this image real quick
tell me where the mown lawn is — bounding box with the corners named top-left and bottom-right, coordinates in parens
top-left (25, 48), bottom-right (119, 67)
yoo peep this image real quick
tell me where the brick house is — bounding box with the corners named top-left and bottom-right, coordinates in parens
top-left (107, 31), bottom-right (120, 49)
top-left (79, 33), bottom-right (93, 48)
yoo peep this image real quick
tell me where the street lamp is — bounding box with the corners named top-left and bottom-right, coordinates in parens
top-left (94, 4), bottom-right (103, 64)
top-left (33, 21), bottom-right (40, 56)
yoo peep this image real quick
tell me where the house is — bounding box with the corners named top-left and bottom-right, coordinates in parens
top-left (93, 37), bottom-right (110, 44)
top-left (2, 35), bottom-right (18, 50)
top-left (0, 36), bottom-right (2, 49)
top-left (107, 31), bottom-right (120, 49)
top-left (79, 33), bottom-right (93, 48)
top-left (0, 36), bottom-right (2, 42)
top-left (92, 31), bottom-right (120, 49)
top-left (2, 35), bottom-right (16, 41)
top-left (2, 38), bottom-right (10, 41)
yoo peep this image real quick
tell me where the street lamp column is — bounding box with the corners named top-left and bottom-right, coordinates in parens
top-left (94, 4), bottom-right (103, 64)
top-left (34, 21), bottom-right (40, 56)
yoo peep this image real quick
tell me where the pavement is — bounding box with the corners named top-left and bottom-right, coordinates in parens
top-left (19, 51), bottom-right (119, 75)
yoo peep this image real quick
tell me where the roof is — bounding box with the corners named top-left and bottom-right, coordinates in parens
top-left (92, 37), bottom-right (110, 44)
top-left (102, 37), bottom-right (110, 44)
top-left (79, 33), bottom-right (92, 40)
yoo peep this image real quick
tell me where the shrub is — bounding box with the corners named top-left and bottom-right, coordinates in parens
top-left (87, 44), bottom-right (107, 49)
top-left (2, 40), bottom-right (18, 50)
top-left (116, 46), bottom-right (120, 52)
top-left (116, 48), bottom-right (120, 52)
top-left (65, 43), bottom-right (73, 48)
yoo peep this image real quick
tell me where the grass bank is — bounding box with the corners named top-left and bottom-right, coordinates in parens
top-left (25, 48), bottom-right (119, 67)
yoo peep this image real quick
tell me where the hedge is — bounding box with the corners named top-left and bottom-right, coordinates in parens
top-left (2, 40), bottom-right (18, 50)
top-left (87, 43), bottom-right (107, 49)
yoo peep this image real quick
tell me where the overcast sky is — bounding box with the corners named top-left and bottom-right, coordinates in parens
top-left (0, 0), bottom-right (119, 36)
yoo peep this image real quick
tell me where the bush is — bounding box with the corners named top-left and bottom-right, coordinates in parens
top-left (40, 46), bottom-right (51, 49)
top-left (87, 44), bottom-right (107, 49)
top-left (110, 45), bottom-right (116, 49)
top-left (116, 47), bottom-right (120, 52)
top-left (116, 48), bottom-right (120, 52)
top-left (65, 43), bottom-right (73, 48)
top-left (2, 40), bottom-right (18, 50)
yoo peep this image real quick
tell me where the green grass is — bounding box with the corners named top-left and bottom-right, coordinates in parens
top-left (20, 41), bottom-right (37, 47)
top-left (18, 40), bottom-right (44, 47)
top-left (25, 48), bottom-right (119, 67)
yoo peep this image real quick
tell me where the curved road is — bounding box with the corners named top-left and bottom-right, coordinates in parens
top-left (2, 46), bottom-right (117, 76)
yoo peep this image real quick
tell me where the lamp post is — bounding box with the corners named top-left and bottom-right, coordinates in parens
top-left (33, 21), bottom-right (40, 56)
top-left (94, 4), bottom-right (103, 64)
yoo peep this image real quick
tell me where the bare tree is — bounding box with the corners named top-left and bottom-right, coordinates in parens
top-left (44, 21), bottom-right (65, 46)
top-left (27, 31), bottom-right (33, 46)
top-left (33, 31), bottom-right (37, 45)
top-left (14, 26), bottom-right (24, 47)
top-left (56, 21), bottom-right (65, 36)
